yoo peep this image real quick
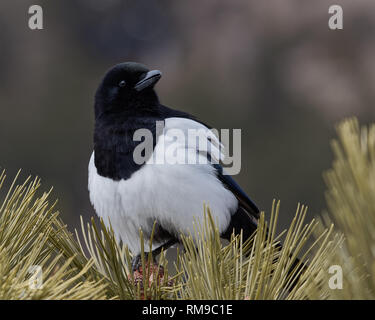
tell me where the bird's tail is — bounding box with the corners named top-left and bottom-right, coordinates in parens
top-left (274, 242), bottom-right (307, 290)
top-left (223, 206), bottom-right (307, 289)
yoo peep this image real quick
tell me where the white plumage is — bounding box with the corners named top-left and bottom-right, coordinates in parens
top-left (88, 118), bottom-right (238, 254)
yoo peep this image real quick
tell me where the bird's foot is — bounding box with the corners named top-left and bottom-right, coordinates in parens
top-left (131, 254), bottom-right (142, 272)
top-left (129, 258), bottom-right (172, 299)
top-left (131, 252), bottom-right (155, 272)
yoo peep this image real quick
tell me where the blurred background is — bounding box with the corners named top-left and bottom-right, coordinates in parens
top-left (0, 0), bottom-right (374, 233)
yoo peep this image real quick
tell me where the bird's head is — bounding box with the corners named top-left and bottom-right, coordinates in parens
top-left (94, 62), bottom-right (162, 118)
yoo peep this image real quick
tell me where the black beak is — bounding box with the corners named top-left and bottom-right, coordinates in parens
top-left (134, 70), bottom-right (162, 91)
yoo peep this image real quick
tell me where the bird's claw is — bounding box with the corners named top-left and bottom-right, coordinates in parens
top-left (131, 255), bottom-right (142, 271)
top-left (131, 253), bottom-right (155, 271)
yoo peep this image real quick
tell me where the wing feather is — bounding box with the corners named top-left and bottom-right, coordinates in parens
top-left (164, 117), bottom-right (259, 221)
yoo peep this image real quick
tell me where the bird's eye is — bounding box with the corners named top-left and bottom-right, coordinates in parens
top-left (119, 80), bottom-right (126, 87)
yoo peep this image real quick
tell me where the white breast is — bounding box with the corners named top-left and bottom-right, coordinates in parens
top-left (88, 118), bottom-right (238, 255)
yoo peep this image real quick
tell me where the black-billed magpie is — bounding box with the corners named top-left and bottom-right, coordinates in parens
top-left (88, 62), bottom-right (260, 270)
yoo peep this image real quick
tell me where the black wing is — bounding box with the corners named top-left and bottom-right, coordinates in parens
top-left (213, 164), bottom-right (259, 218)
top-left (214, 164), bottom-right (260, 241)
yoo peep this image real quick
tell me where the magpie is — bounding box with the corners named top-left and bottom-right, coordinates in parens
top-left (88, 62), bottom-right (260, 270)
